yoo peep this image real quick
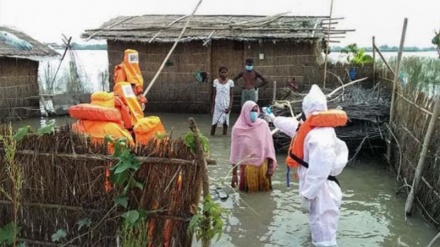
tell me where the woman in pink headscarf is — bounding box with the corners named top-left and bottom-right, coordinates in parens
top-left (230, 100), bottom-right (277, 192)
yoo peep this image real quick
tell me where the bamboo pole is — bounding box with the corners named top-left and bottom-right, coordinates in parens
top-left (386, 18), bottom-right (408, 161)
top-left (1, 148), bottom-right (217, 165)
top-left (405, 97), bottom-right (440, 215)
top-left (372, 36), bottom-right (376, 82)
top-left (0, 200), bottom-right (102, 212)
top-left (143, 0), bottom-right (203, 97)
top-left (322, 0), bottom-right (334, 89)
top-left (188, 117), bottom-right (211, 247)
top-left (427, 232), bottom-right (440, 247)
top-left (326, 77), bottom-right (368, 98)
top-left (272, 81), bottom-right (277, 104)
top-left (373, 44), bottom-right (395, 76)
top-left (149, 15), bottom-right (190, 43)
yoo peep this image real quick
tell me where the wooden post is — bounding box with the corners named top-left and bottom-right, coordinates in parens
top-left (188, 118), bottom-right (209, 198)
top-left (272, 81), bottom-right (277, 104)
top-left (386, 18), bottom-right (408, 161)
top-left (188, 117), bottom-right (211, 247)
top-left (372, 36), bottom-right (376, 82)
top-left (405, 97), bottom-right (440, 215)
top-left (323, 0), bottom-right (334, 89)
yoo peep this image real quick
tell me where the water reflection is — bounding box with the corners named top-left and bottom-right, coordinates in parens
top-left (11, 113), bottom-right (438, 247)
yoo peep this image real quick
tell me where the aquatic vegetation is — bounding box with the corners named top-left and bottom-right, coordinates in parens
top-left (388, 56), bottom-right (440, 96)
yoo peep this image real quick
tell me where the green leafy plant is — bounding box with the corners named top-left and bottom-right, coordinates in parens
top-left (0, 222), bottom-right (21, 245)
top-left (76, 218), bottom-right (92, 231)
top-left (184, 131), bottom-right (209, 155)
top-left (341, 43), bottom-right (373, 65)
top-left (37, 120), bottom-right (55, 136)
top-left (51, 229), bottom-right (67, 242)
top-left (104, 136), bottom-right (143, 197)
top-left (120, 210), bottom-right (148, 247)
top-left (188, 195), bottom-right (228, 246)
top-left (103, 136), bottom-right (149, 246)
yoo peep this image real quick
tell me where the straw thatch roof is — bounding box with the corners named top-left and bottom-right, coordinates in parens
top-left (0, 26), bottom-right (59, 59)
top-left (83, 14), bottom-right (340, 43)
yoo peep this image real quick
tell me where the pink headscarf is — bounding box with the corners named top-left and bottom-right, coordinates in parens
top-left (230, 101), bottom-right (277, 168)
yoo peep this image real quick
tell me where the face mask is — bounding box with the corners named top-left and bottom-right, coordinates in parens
top-left (245, 65), bottom-right (253, 71)
top-left (250, 112), bottom-right (258, 122)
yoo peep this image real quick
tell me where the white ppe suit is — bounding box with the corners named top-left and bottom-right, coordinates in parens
top-left (299, 85), bottom-right (348, 246)
top-left (267, 85), bottom-right (348, 246)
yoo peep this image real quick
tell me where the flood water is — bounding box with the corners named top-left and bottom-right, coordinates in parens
top-left (13, 113), bottom-right (438, 247)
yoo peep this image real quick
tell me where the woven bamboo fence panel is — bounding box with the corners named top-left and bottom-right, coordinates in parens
top-left (392, 85), bottom-right (440, 228)
top-left (0, 125), bottom-right (202, 246)
top-left (0, 57), bottom-right (41, 121)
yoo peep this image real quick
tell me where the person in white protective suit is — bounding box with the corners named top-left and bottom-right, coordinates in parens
top-left (264, 84), bottom-right (348, 246)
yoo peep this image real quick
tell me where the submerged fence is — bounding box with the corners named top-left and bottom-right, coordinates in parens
top-left (0, 125), bottom-right (204, 246)
top-left (387, 84), bottom-right (440, 228)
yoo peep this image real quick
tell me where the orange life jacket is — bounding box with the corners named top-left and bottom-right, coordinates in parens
top-left (113, 82), bottom-right (145, 126)
top-left (114, 49), bottom-right (144, 95)
top-left (286, 109), bottom-right (348, 168)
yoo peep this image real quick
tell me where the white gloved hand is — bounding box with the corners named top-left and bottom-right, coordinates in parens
top-left (262, 107), bottom-right (276, 122)
top-left (300, 197), bottom-right (311, 214)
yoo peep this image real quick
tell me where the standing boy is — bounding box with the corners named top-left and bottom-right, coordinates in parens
top-left (233, 58), bottom-right (269, 106)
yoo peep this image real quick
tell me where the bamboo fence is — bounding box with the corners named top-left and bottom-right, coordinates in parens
top-left (0, 124), bottom-right (206, 246)
top-left (390, 85), bottom-right (440, 228)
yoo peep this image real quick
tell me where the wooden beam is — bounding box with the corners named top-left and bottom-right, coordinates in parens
top-left (3, 149), bottom-right (217, 166)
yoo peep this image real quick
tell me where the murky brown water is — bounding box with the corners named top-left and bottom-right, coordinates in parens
top-left (14, 113), bottom-right (438, 247)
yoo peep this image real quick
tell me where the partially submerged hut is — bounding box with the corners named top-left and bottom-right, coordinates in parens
top-left (82, 14), bottom-right (352, 113)
top-left (0, 26), bottom-right (58, 121)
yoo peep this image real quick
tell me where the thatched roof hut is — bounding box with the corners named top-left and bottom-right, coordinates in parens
top-left (0, 26), bottom-right (58, 121)
top-left (83, 14), bottom-right (351, 113)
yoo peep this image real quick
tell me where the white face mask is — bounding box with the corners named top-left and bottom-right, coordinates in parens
top-left (245, 65), bottom-right (253, 71)
top-left (250, 112), bottom-right (258, 122)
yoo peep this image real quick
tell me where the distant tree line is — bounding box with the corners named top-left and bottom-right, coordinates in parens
top-left (331, 45), bottom-right (436, 52)
top-left (45, 42), bottom-right (107, 50)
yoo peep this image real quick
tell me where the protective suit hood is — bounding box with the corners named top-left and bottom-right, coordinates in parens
top-left (302, 84), bottom-right (327, 116)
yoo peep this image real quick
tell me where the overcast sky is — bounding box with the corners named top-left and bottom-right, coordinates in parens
top-left (0, 0), bottom-right (439, 48)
